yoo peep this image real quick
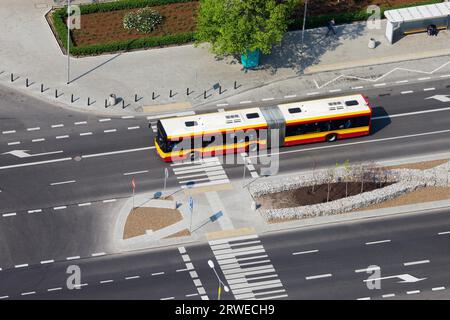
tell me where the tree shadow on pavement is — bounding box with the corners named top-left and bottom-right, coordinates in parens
top-left (260, 22), bottom-right (367, 76)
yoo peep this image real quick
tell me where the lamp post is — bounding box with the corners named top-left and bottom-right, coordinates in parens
top-left (208, 260), bottom-right (229, 300)
top-left (67, 0), bottom-right (71, 85)
top-left (300, 0), bottom-right (308, 54)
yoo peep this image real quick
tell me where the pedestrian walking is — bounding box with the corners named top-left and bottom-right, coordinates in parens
top-left (326, 19), bottom-right (337, 36)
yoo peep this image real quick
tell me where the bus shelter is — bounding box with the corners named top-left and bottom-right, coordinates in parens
top-left (385, 2), bottom-right (450, 44)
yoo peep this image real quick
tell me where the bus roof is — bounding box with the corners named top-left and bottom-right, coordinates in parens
top-left (159, 94), bottom-right (370, 139)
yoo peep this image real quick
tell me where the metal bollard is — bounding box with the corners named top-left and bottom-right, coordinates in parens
top-left (105, 99), bottom-right (108, 108)
top-left (55, 89), bottom-right (58, 98)
top-left (186, 88), bottom-right (190, 96)
top-left (204, 90), bottom-right (207, 99)
top-left (152, 92), bottom-right (156, 100)
top-left (40, 84), bottom-right (44, 93)
top-left (219, 85), bottom-right (222, 95)
top-left (234, 81), bottom-right (237, 89)
top-left (122, 99), bottom-right (125, 109)
top-left (87, 97), bottom-right (91, 106)
top-left (169, 90), bottom-right (173, 98)
top-left (10, 73), bottom-right (13, 82)
top-left (134, 94), bottom-right (138, 102)
top-left (71, 94), bottom-right (74, 103)
top-left (26, 78), bottom-right (29, 87)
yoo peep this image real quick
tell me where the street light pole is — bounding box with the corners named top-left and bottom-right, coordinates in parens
top-left (208, 260), bottom-right (229, 300)
top-left (67, 0), bottom-right (71, 85)
top-left (300, 0), bottom-right (308, 54)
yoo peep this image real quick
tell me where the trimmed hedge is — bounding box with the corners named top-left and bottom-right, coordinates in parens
top-left (52, 0), bottom-right (197, 56)
top-left (289, 0), bottom-right (444, 30)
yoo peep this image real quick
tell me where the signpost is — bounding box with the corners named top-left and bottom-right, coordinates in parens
top-left (189, 196), bottom-right (194, 232)
top-left (164, 168), bottom-right (169, 195)
top-left (131, 177), bottom-right (136, 210)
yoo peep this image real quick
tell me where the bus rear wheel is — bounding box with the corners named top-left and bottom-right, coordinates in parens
top-left (326, 133), bottom-right (338, 142)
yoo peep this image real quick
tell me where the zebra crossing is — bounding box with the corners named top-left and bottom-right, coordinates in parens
top-left (171, 157), bottom-right (230, 189)
top-left (209, 234), bottom-right (288, 300)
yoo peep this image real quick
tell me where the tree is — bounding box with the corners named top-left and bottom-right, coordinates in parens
top-left (195, 0), bottom-right (299, 56)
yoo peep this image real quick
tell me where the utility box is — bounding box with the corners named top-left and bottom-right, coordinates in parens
top-left (241, 49), bottom-right (261, 69)
top-left (385, 2), bottom-right (450, 44)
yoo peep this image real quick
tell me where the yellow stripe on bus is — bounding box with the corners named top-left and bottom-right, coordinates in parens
top-left (284, 126), bottom-right (369, 142)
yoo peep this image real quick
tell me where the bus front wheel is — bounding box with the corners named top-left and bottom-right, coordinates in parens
top-left (326, 133), bottom-right (338, 142)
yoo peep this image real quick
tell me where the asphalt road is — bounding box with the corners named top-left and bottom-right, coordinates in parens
top-left (0, 77), bottom-right (450, 299)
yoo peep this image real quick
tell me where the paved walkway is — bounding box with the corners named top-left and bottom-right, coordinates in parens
top-left (1, 0), bottom-right (450, 116)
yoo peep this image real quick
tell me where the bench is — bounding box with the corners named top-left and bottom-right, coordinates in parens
top-left (403, 25), bottom-right (447, 35)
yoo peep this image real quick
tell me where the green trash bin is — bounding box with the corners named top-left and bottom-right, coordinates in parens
top-left (241, 49), bottom-right (261, 68)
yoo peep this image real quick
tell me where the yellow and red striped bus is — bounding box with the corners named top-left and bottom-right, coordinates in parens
top-left (155, 94), bottom-right (372, 162)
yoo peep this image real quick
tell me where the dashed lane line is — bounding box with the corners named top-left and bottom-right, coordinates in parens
top-left (127, 126), bottom-right (140, 130)
top-left (161, 297), bottom-right (175, 300)
top-left (305, 273), bottom-right (332, 280)
top-left (355, 266), bottom-right (380, 273)
top-left (7, 141), bottom-right (20, 145)
top-left (125, 276), bottom-right (140, 280)
top-left (15, 264), bottom-right (29, 268)
top-left (104, 129), bottom-right (117, 133)
top-left (21, 291), bottom-right (36, 296)
top-left (28, 209), bottom-right (42, 214)
top-left (123, 170), bottom-right (149, 176)
top-left (32, 138), bottom-right (45, 142)
top-left (365, 239), bottom-right (391, 245)
top-left (53, 206), bottom-right (67, 210)
top-left (78, 202), bottom-right (92, 207)
top-left (151, 272), bottom-right (165, 276)
top-left (92, 252), bottom-right (106, 257)
top-left (74, 121), bottom-right (87, 125)
top-left (403, 260), bottom-right (430, 266)
top-left (438, 231), bottom-right (450, 235)
top-left (56, 135), bottom-right (69, 139)
top-left (100, 280), bottom-right (114, 284)
top-left (80, 132), bottom-right (93, 136)
top-left (382, 293), bottom-right (395, 298)
top-left (401, 90), bottom-right (414, 94)
top-left (66, 256), bottom-right (80, 261)
top-left (51, 124), bottom-right (64, 128)
top-left (424, 87), bottom-right (436, 91)
top-left (99, 118), bottom-right (111, 122)
top-left (47, 287), bottom-right (62, 292)
top-left (357, 297), bottom-right (371, 300)
top-left (2, 130), bottom-right (16, 134)
top-left (2, 212), bottom-right (16, 217)
top-left (292, 250), bottom-right (319, 256)
top-left (40, 260), bottom-right (54, 264)
top-left (432, 287), bottom-right (445, 291)
top-left (407, 290), bottom-right (420, 295)
top-left (50, 180), bottom-right (76, 186)
top-left (121, 115), bottom-right (135, 119)
top-left (27, 127), bottom-right (40, 131)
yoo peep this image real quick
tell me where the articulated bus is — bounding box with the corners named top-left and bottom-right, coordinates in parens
top-left (155, 94), bottom-right (372, 162)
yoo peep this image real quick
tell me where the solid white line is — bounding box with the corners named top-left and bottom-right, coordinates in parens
top-left (51, 124), bottom-right (64, 128)
top-left (123, 170), bottom-right (148, 176)
top-left (32, 138), bottom-right (45, 142)
top-left (53, 206), bottom-right (67, 210)
top-left (66, 256), bottom-right (80, 260)
top-left (47, 287), bottom-right (62, 292)
top-left (424, 87), bottom-right (436, 91)
top-left (104, 129), bottom-right (117, 133)
top-left (27, 127), bottom-right (40, 131)
top-left (365, 239), bottom-right (391, 245)
top-left (78, 202), bottom-right (91, 207)
top-left (125, 275), bottom-right (140, 280)
top-left (2, 130), bottom-right (16, 134)
top-left (438, 231), bottom-right (450, 235)
top-left (50, 180), bottom-right (76, 186)
top-left (100, 280), bottom-right (114, 284)
top-left (432, 286), bottom-right (445, 291)
top-left (56, 135), bottom-right (69, 139)
top-left (40, 260), bottom-right (54, 264)
top-left (292, 249), bottom-right (319, 255)
top-left (74, 121), bottom-right (87, 125)
top-left (7, 141), bottom-right (20, 145)
top-left (401, 90), bottom-right (413, 94)
top-left (15, 264), bottom-right (28, 268)
top-left (2, 212), bottom-right (16, 217)
top-left (80, 132), bottom-right (92, 136)
top-left (103, 199), bottom-right (117, 203)
top-left (127, 126), bottom-right (140, 130)
top-left (262, 97), bottom-right (275, 101)
top-left (404, 259), bottom-right (429, 266)
top-left (382, 293), bottom-right (395, 298)
top-left (99, 118), bottom-right (111, 122)
top-left (21, 291), bottom-right (36, 296)
top-left (151, 272), bottom-right (165, 276)
top-left (407, 290), bottom-right (420, 295)
top-left (305, 273), bottom-right (332, 280)
top-left (92, 252), bottom-right (106, 257)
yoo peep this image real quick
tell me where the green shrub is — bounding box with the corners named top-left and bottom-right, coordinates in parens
top-left (123, 8), bottom-right (163, 33)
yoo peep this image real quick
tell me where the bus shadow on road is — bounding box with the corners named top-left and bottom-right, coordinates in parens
top-left (370, 106), bottom-right (391, 135)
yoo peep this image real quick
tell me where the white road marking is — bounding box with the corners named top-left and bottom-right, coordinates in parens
top-left (81, 146), bottom-right (155, 159)
top-left (100, 280), bottom-right (114, 284)
top-left (373, 106), bottom-right (450, 120)
top-left (357, 297), bottom-right (371, 300)
top-left (374, 83), bottom-right (386, 87)
top-left (21, 291), bottom-right (36, 296)
top-left (66, 256), bottom-right (80, 260)
top-left (92, 252), bottom-right (106, 257)
top-left (306, 92), bottom-right (320, 95)
top-left (73, 283), bottom-right (88, 288)
top-left (47, 287), bottom-right (62, 292)
top-left (305, 273), bottom-right (332, 280)
top-left (262, 97), bottom-right (275, 101)
top-left (365, 239), bottom-right (391, 245)
top-left (28, 209), bottom-right (42, 214)
top-left (40, 260), bottom-right (54, 264)
top-left (123, 170), bottom-right (148, 176)
top-left (15, 264), bottom-right (28, 268)
top-left (50, 180), bottom-right (76, 186)
top-left (161, 297), bottom-right (175, 300)
top-left (125, 276), bottom-right (140, 280)
top-left (53, 206), bottom-right (67, 210)
top-left (404, 260), bottom-right (430, 266)
top-left (292, 249), bottom-right (319, 255)
top-left (418, 77), bottom-right (431, 81)
top-left (176, 268), bottom-right (188, 272)
top-left (78, 202), bottom-right (91, 207)
top-left (2, 130), bottom-right (16, 134)
top-left (80, 132), bottom-right (92, 136)
top-left (51, 124), bottom-right (64, 128)
top-left (240, 101), bottom-right (252, 104)
top-left (424, 87), bottom-right (436, 91)
top-left (382, 293), bottom-right (395, 298)
top-left (127, 126), bottom-right (140, 130)
top-left (401, 90), bottom-right (414, 94)
top-left (104, 129), bottom-right (117, 133)
top-left (27, 127), bottom-right (40, 131)
top-left (103, 199), bottom-right (117, 203)
top-left (440, 74), bottom-right (450, 78)
top-left (32, 138), bottom-right (45, 142)
top-left (121, 115), bottom-right (135, 119)
top-left (99, 118), bottom-right (111, 122)
top-left (329, 89), bottom-right (341, 93)
top-left (217, 103), bottom-right (229, 107)
top-left (432, 287), bottom-right (445, 291)
top-left (186, 293), bottom-right (198, 297)
top-left (351, 86), bottom-right (364, 90)
top-left (355, 266), bottom-right (380, 273)
top-left (284, 94), bottom-right (297, 99)
top-left (74, 121), bottom-right (87, 125)
top-left (56, 135), bottom-right (69, 139)
top-left (151, 272), bottom-right (165, 276)
top-left (407, 290), bottom-right (420, 295)
top-left (2, 212), bottom-right (16, 217)
top-left (396, 80), bottom-right (409, 84)
top-left (438, 231), bottom-right (450, 235)
top-left (7, 141), bottom-right (20, 145)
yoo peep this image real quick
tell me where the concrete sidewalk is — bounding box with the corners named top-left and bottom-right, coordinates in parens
top-left (1, 0), bottom-right (450, 116)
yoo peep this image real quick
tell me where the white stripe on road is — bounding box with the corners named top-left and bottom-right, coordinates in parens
top-left (438, 231), bottom-right (450, 235)
top-left (21, 291), bottom-right (36, 296)
top-left (80, 132), bottom-right (93, 136)
top-left (74, 121), bottom-right (87, 125)
top-left (2, 130), bottom-right (16, 134)
top-left (262, 97), bottom-right (275, 101)
top-left (355, 266), bottom-right (380, 273)
top-left (306, 92), bottom-right (320, 95)
top-left (127, 126), bottom-right (140, 130)
top-left (8, 141), bottom-right (20, 145)
top-left (2, 212), bottom-right (16, 217)
top-left (50, 180), bottom-right (76, 186)
top-left (28, 209), bottom-right (42, 214)
top-left (32, 138), bottom-right (45, 142)
top-left (78, 202), bottom-right (91, 207)
top-left (15, 264), bottom-right (28, 268)
top-left (0, 296), bottom-right (9, 299)
top-left (432, 286), bottom-right (445, 291)
top-left (401, 90), bottom-right (414, 94)
top-left (92, 252), bottom-right (106, 257)
top-left (284, 95), bottom-right (297, 99)
top-left (305, 274), bottom-right (332, 280)
top-left (27, 127), bottom-right (40, 131)
top-left (121, 115), bottom-right (135, 119)
top-left (104, 129), bottom-right (117, 133)
top-left (396, 80), bottom-right (409, 84)
top-left (407, 290), bottom-right (420, 295)
top-left (53, 206), bottom-right (67, 210)
top-left (151, 272), bottom-right (165, 276)
top-left (123, 170), bottom-right (149, 176)
top-left (56, 135), bottom-right (69, 139)
top-left (51, 124), bottom-right (64, 128)
top-left (292, 250), bottom-right (319, 255)
top-left (100, 280), bottom-right (114, 284)
top-left (403, 260), bottom-right (430, 266)
top-left (125, 276), bottom-right (140, 280)
top-left (423, 87), bottom-right (436, 91)
top-left (40, 260), bottom-right (54, 264)
top-left (103, 199), bottom-right (117, 203)
top-left (417, 77), bottom-right (431, 81)
top-left (99, 118), bottom-right (111, 122)
top-left (382, 293), bottom-right (395, 298)
top-left (374, 83), bottom-right (386, 87)
top-left (66, 256), bottom-right (80, 260)
top-left (357, 297), bottom-right (371, 300)
top-left (351, 86), bottom-right (364, 90)
top-left (365, 239), bottom-right (391, 245)
top-left (47, 287), bottom-right (62, 292)
top-left (161, 297), bottom-right (175, 300)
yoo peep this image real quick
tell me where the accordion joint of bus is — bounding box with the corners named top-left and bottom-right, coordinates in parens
top-left (154, 94), bottom-right (372, 162)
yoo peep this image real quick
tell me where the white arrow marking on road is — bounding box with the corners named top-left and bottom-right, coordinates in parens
top-left (426, 95), bottom-right (450, 102)
top-left (363, 274), bottom-right (426, 284)
top-left (2, 150), bottom-right (63, 158)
